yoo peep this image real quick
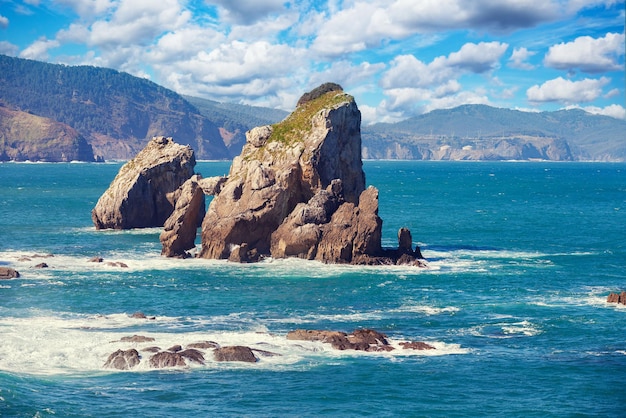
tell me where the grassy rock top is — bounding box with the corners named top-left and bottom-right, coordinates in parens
top-left (267, 89), bottom-right (354, 147)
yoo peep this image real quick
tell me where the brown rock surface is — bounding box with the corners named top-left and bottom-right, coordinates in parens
top-left (213, 346), bottom-right (258, 363)
top-left (119, 335), bottom-right (155, 343)
top-left (149, 351), bottom-right (187, 368)
top-left (0, 267), bottom-right (20, 279)
top-left (399, 341), bottom-right (436, 350)
top-left (199, 87), bottom-right (365, 261)
top-left (287, 328), bottom-right (394, 352)
top-left (607, 291), bottom-right (626, 305)
top-left (160, 174), bottom-right (205, 257)
top-left (92, 136), bottom-right (195, 229)
top-left (103, 349), bottom-right (141, 370)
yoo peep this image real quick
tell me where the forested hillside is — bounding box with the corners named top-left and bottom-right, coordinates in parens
top-left (0, 54), bottom-right (229, 160)
top-left (183, 95), bottom-right (287, 155)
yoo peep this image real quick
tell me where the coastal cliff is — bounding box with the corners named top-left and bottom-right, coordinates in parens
top-left (0, 106), bottom-right (96, 162)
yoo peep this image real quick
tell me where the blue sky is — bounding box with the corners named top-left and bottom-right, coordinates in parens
top-left (0, 0), bottom-right (624, 124)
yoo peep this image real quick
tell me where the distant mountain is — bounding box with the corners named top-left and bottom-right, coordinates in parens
top-left (183, 95), bottom-right (287, 155)
top-left (0, 54), bottom-right (232, 160)
top-left (1, 54), bottom-right (623, 162)
top-left (362, 105), bottom-right (626, 161)
top-left (0, 105), bottom-right (96, 162)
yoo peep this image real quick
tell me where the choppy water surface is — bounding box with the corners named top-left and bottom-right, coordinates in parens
top-left (0, 161), bottom-right (624, 417)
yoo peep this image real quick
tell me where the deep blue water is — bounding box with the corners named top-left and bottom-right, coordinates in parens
top-left (0, 161), bottom-right (625, 417)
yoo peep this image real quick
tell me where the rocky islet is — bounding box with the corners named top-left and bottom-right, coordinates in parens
top-left (92, 84), bottom-right (426, 265)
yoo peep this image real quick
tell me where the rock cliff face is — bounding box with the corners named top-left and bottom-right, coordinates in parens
top-left (0, 106), bottom-right (96, 162)
top-left (92, 136), bottom-right (195, 229)
top-left (199, 84), bottom-right (424, 265)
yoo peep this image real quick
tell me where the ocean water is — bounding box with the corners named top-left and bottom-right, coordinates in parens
top-left (0, 160), bottom-right (624, 417)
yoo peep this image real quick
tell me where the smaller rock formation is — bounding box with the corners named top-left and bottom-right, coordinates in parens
top-left (119, 335), bottom-right (155, 343)
top-left (160, 174), bottom-right (205, 257)
top-left (287, 328), bottom-right (436, 352)
top-left (399, 341), bottom-right (436, 350)
top-left (287, 328), bottom-right (393, 352)
top-left (213, 346), bottom-right (258, 363)
top-left (178, 349), bottom-right (205, 365)
top-left (187, 341), bottom-right (220, 349)
top-left (92, 136), bottom-right (195, 230)
top-left (149, 351), bottom-right (187, 368)
top-left (0, 267), bottom-right (20, 279)
top-left (607, 292), bottom-right (626, 305)
top-left (103, 349), bottom-right (141, 370)
top-left (34, 263), bottom-right (48, 268)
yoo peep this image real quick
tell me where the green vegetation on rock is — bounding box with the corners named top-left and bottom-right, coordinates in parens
top-left (268, 91), bottom-right (353, 146)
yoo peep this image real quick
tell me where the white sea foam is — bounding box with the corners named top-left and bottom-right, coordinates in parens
top-left (466, 319), bottom-right (541, 339)
top-left (0, 313), bottom-right (468, 376)
top-left (391, 304), bottom-right (460, 316)
top-left (0, 243), bottom-right (580, 281)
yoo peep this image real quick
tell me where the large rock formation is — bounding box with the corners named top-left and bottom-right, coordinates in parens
top-left (92, 136), bottom-right (195, 229)
top-left (199, 84), bottom-right (424, 265)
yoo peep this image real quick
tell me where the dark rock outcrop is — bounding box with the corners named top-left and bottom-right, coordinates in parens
top-left (287, 328), bottom-right (393, 352)
top-left (149, 351), bottom-right (187, 368)
top-left (199, 84), bottom-right (425, 265)
top-left (187, 341), bottom-right (220, 349)
top-left (213, 346), bottom-right (258, 363)
top-left (287, 328), bottom-right (437, 352)
top-left (103, 349), bottom-right (141, 370)
top-left (92, 136), bottom-right (195, 230)
top-left (607, 292), bottom-right (626, 305)
top-left (0, 267), bottom-right (20, 279)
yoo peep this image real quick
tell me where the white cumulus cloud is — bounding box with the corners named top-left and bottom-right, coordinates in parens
top-left (566, 104), bottom-right (626, 119)
top-left (544, 32), bottom-right (625, 73)
top-left (508, 47), bottom-right (536, 70)
top-left (527, 76), bottom-right (611, 104)
top-left (19, 37), bottom-right (61, 60)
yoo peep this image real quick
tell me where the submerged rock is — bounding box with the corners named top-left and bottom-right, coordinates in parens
top-left (103, 349), bottom-right (141, 370)
top-left (92, 136), bottom-right (195, 230)
top-left (400, 341), bottom-right (436, 350)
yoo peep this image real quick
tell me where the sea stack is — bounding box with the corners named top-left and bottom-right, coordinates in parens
top-left (199, 83), bottom-right (425, 266)
top-left (92, 136), bottom-right (195, 229)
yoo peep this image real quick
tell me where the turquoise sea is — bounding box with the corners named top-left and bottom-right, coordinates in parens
top-left (0, 160), bottom-right (624, 417)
